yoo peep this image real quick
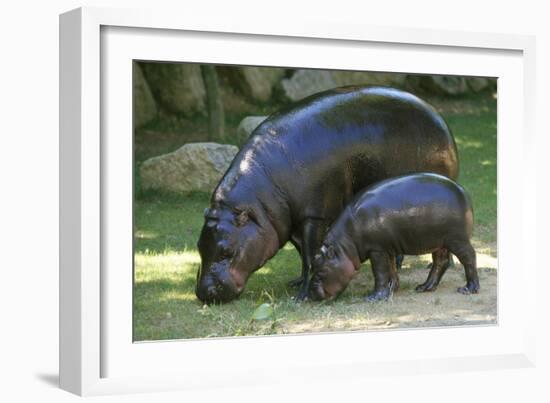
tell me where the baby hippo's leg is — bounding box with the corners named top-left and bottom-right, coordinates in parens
top-left (415, 248), bottom-right (451, 292)
top-left (448, 240), bottom-right (480, 294)
top-left (396, 255), bottom-right (404, 271)
top-left (366, 251), bottom-right (399, 301)
top-left (424, 253), bottom-right (454, 270)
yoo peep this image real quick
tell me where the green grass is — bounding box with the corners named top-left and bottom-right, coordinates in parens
top-left (133, 94), bottom-right (497, 341)
top-left (447, 111), bottom-right (497, 245)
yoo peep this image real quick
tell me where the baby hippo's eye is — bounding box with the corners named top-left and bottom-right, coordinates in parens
top-left (313, 253), bottom-right (323, 264)
top-left (325, 245), bottom-right (336, 260)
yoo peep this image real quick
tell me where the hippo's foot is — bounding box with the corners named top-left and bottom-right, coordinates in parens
top-left (457, 281), bottom-right (480, 295)
top-left (415, 281), bottom-right (437, 293)
top-left (287, 277), bottom-right (304, 288)
top-left (293, 288), bottom-right (309, 302)
top-left (366, 278), bottom-right (398, 301)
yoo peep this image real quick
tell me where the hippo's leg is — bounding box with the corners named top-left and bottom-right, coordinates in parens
top-left (415, 248), bottom-right (451, 292)
top-left (396, 255), bottom-right (404, 271)
top-left (425, 253), bottom-right (455, 270)
top-left (365, 251), bottom-right (399, 301)
top-left (448, 241), bottom-right (480, 294)
top-left (294, 218), bottom-right (327, 301)
top-left (287, 237), bottom-right (304, 288)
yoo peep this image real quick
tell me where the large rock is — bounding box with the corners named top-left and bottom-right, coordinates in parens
top-left (466, 77), bottom-right (490, 93)
top-left (236, 116), bottom-right (268, 144)
top-left (332, 70), bottom-right (407, 88)
top-left (408, 75), bottom-right (469, 96)
top-left (140, 143), bottom-right (238, 194)
top-left (133, 63), bottom-right (157, 128)
top-left (281, 70), bottom-right (337, 101)
top-left (281, 69), bottom-right (411, 102)
top-left (222, 67), bottom-right (285, 102)
top-left (140, 63), bottom-right (206, 117)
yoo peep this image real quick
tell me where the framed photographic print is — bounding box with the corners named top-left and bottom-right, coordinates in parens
top-left (60, 6), bottom-right (537, 396)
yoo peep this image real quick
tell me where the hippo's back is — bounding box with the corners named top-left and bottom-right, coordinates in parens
top-left (354, 173), bottom-right (471, 212)
top-left (347, 173), bottom-right (473, 251)
top-left (250, 87), bottom-right (458, 216)
top-left (257, 86), bottom-right (458, 185)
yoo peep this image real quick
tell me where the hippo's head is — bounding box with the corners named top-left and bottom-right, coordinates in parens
top-left (196, 205), bottom-right (277, 304)
top-left (309, 243), bottom-right (358, 301)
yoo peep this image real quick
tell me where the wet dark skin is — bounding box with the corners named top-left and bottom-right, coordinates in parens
top-left (309, 173), bottom-right (478, 302)
top-left (196, 86), bottom-right (459, 304)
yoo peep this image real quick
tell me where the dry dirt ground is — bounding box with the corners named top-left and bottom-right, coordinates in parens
top-left (278, 251), bottom-right (497, 335)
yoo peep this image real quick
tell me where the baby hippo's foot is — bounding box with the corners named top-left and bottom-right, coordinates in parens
top-left (365, 289), bottom-right (392, 301)
top-left (457, 280), bottom-right (480, 295)
top-left (365, 280), bottom-right (398, 302)
top-left (415, 280), bottom-right (438, 293)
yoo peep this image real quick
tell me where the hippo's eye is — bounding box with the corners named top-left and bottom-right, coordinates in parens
top-left (218, 243), bottom-right (233, 259)
top-left (234, 210), bottom-right (249, 227)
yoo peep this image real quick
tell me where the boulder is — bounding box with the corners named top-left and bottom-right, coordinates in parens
top-left (280, 69), bottom-right (411, 102)
top-left (236, 116), bottom-right (268, 143)
top-left (133, 63), bottom-right (157, 128)
top-left (140, 143), bottom-right (239, 194)
top-left (408, 75), bottom-right (469, 96)
top-left (281, 70), bottom-right (337, 101)
top-left (332, 71), bottom-right (407, 88)
top-left (466, 77), bottom-right (490, 92)
top-left (222, 67), bottom-right (285, 102)
top-left (140, 63), bottom-right (206, 117)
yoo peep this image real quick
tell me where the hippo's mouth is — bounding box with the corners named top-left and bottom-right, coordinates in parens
top-left (196, 261), bottom-right (245, 304)
top-left (309, 280), bottom-right (329, 301)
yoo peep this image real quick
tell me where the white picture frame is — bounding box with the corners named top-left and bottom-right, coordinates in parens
top-left (59, 6), bottom-right (537, 397)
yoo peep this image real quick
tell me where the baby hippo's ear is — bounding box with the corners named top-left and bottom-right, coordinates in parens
top-left (321, 244), bottom-right (335, 259)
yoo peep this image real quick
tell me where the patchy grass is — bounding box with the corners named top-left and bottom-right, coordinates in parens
top-left (133, 93), bottom-right (497, 341)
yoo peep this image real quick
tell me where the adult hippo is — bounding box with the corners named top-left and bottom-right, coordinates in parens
top-left (196, 86), bottom-right (459, 304)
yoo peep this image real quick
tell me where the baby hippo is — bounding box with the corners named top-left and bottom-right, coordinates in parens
top-left (308, 173), bottom-right (478, 302)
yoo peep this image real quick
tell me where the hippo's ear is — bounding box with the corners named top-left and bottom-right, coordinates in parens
top-left (204, 207), bottom-right (220, 220)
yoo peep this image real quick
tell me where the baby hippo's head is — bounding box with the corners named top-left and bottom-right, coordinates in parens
top-left (309, 243), bottom-right (358, 301)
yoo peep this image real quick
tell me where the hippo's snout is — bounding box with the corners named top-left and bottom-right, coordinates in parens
top-left (309, 281), bottom-right (327, 301)
top-left (195, 270), bottom-right (242, 304)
